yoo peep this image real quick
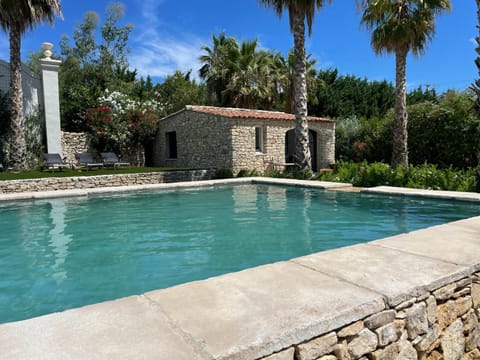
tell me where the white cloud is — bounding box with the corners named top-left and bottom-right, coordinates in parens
top-left (130, 35), bottom-right (204, 79)
top-left (129, 0), bottom-right (206, 81)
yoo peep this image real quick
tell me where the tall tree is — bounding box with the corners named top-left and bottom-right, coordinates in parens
top-left (224, 40), bottom-right (276, 109)
top-left (359, 0), bottom-right (450, 167)
top-left (156, 71), bottom-right (206, 115)
top-left (258, 0), bottom-right (332, 171)
top-left (59, 4), bottom-right (134, 131)
top-left (199, 33), bottom-right (282, 109)
top-left (471, 0), bottom-right (480, 115)
top-left (0, 0), bottom-right (62, 170)
top-left (199, 32), bottom-right (239, 106)
top-left (279, 50), bottom-right (318, 114)
top-left (472, 0), bottom-right (480, 192)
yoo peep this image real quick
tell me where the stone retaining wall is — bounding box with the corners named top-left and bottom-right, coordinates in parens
top-left (263, 273), bottom-right (480, 360)
top-left (0, 170), bottom-right (214, 194)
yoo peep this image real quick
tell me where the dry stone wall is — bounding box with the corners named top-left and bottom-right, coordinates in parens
top-left (61, 131), bottom-right (90, 165)
top-left (261, 273), bottom-right (480, 360)
top-left (61, 132), bottom-right (145, 166)
top-left (0, 170), bottom-right (214, 194)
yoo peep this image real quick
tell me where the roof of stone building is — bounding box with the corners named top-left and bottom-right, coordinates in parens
top-left (161, 105), bottom-right (334, 123)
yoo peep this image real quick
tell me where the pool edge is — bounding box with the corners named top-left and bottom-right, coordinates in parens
top-left (1, 180), bottom-right (480, 360)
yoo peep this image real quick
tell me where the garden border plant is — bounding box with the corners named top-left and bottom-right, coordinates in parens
top-left (316, 161), bottom-right (477, 192)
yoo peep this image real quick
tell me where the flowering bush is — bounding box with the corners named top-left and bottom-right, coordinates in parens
top-left (86, 90), bottom-right (162, 154)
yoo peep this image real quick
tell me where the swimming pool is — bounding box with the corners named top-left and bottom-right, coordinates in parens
top-left (1, 183), bottom-right (479, 323)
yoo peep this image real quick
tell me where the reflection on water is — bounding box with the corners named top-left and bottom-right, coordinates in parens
top-left (0, 184), bottom-right (479, 323)
top-left (232, 185), bottom-right (258, 214)
top-left (47, 199), bottom-right (73, 283)
top-left (266, 186), bottom-right (287, 212)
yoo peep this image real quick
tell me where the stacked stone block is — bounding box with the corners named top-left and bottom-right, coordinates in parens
top-left (262, 273), bottom-right (480, 360)
top-left (61, 131), bottom-right (90, 165)
top-left (0, 170), bottom-right (214, 194)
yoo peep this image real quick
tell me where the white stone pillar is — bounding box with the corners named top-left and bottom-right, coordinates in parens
top-left (39, 42), bottom-right (62, 155)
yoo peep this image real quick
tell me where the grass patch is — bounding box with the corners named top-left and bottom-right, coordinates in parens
top-left (0, 167), bottom-right (187, 181)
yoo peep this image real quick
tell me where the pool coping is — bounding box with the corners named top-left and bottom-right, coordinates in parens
top-left (0, 177), bottom-right (354, 202)
top-left (1, 178), bottom-right (480, 359)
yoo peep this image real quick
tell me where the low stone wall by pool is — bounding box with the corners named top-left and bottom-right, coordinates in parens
top-left (269, 272), bottom-right (480, 360)
top-left (0, 179), bottom-right (479, 360)
top-left (0, 169), bottom-right (214, 194)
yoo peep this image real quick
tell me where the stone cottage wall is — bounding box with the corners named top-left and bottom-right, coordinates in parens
top-left (231, 118), bottom-right (335, 175)
top-left (153, 111), bottom-right (233, 170)
top-left (261, 273), bottom-right (480, 360)
top-left (230, 118), bottom-right (290, 174)
top-left (154, 109), bottom-right (335, 175)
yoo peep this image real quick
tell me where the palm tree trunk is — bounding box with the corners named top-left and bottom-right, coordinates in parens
top-left (292, 11), bottom-right (312, 171)
top-left (392, 48), bottom-right (409, 168)
top-left (9, 25), bottom-right (27, 170)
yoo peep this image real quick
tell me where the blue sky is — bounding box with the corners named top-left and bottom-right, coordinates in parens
top-left (0, 0), bottom-right (476, 92)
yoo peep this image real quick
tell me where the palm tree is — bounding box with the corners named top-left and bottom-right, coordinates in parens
top-left (472, 0), bottom-right (480, 192)
top-left (359, 0), bottom-right (450, 167)
top-left (224, 40), bottom-right (278, 109)
top-left (258, 0), bottom-right (332, 171)
top-left (199, 32), bottom-right (239, 107)
top-left (200, 34), bottom-right (281, 109)
top-left (0, 0), bottom-right (62, 170)
top-left (471, 0), bottom-right (480, 116)
top-left (278, 50), bottom-right (318, 114)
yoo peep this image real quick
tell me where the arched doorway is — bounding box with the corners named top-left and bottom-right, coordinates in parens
top-left (285, 129), bottom-right (318, 172)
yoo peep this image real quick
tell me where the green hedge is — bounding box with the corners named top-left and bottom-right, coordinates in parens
top-left (317, 161), bottom-right (478, 192)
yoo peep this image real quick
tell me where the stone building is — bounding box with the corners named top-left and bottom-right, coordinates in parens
top-left (153, 105), bottom-right (335, 174)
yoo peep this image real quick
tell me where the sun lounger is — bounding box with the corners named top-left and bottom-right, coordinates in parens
top-left (75, 152), bottom-right (103, 170)
top-left (43, 153), bottom-right (70, 171)
top-left (100, 152), bottom-right (130, 169)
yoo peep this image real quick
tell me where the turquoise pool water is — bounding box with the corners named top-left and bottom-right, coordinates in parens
top-left (1, 184), bottom-right (479, 323)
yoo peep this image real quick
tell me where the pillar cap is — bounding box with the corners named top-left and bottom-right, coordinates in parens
top-left (41, 42), bottom-right (54, 59)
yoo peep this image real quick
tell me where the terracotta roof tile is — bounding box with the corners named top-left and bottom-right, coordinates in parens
top-left (184, 105), bottom-right (334, 123)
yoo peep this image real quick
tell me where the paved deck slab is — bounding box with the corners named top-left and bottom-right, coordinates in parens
top-left (371, 217), bottom-right (480, 271)
top-left (253, 177), bottom-right (352, 189)
top-left (146, 261), bottom-right (385, 360)
top-left (293, 243), bottom-right (471, 307)
top-left (364, 186), bottom-right (480, 202)
top-left (0, 296), bottom-right (200, 360)
top-left (0, 177), bottom-right (351, 202)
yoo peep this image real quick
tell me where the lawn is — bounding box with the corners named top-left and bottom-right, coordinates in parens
top-left (0, 167), bottom-right (185, 181)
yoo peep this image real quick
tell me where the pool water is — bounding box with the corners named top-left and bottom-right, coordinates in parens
top-left (1, 184), bottom-right (479, 323)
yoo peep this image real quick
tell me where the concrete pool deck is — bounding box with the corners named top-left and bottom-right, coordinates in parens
top-left (0, 178), bottom-right (480, 359)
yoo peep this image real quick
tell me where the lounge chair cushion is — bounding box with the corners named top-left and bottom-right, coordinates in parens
top-left (100, 152), bottom-right (130, 167)
top-left (43, 153), bottom-right (69, 169)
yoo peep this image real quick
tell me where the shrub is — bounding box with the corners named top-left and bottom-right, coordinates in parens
top-left (213, 168), bottom-right (234, 179)
top-left (236, 169), bottom-right (260, 177)
top-left (317, 161), bottom-right (477, 192)
top-left (86, 90), bottom-right (162, 154)
top-left (291, 168), bottom-right (313, 180)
